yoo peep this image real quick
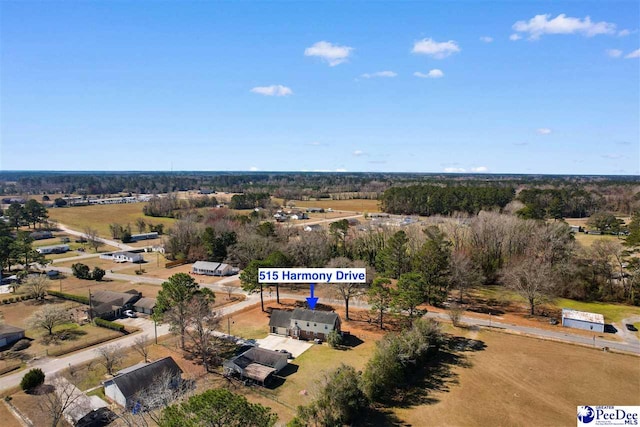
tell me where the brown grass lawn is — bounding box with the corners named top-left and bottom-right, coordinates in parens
top-left (48, 204), bottom-right (176, 238)
top-left (0, 401), bottom-right (23, 427)
top-left (272, 198), bottom-right (381, 213)
top-left (53, 276), bottom-right (162, 299)
top-left (393, 327), bottom-right (640, 427)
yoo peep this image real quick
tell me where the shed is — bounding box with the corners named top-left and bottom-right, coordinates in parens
top-left (561, 309), bottom-right (605, 333)
top-left (0, 324), bottom-right (25, 348)
top-left (223, 347), bottom-right (288, 385)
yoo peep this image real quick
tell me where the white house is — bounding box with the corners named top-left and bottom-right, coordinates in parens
top-left (191, 261), bottom-right (238, 276)
top-left (100, 251), bottom-right (144, 263)
top-left (36, 244), bottom-right (69, 254)
top-left (104, 357), bottom-right (182, 408)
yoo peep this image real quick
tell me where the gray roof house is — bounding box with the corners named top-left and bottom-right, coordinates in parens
top-left (0, 324), bottom-right (25, 348)
top-left (133, 297), bottom-right (157, 315)
top-left (223, 347), bottom-right (288, 385)
top-left (104, 357), bottom-right (183, 408)
top-left (90, 290), bottom-right (141, 319)
top-left (269, 308), bottom-right (341, 341)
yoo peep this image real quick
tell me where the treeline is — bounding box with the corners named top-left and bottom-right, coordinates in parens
top-left (380, 185), bottom-right (515, 215)
top-left (228, 193), bottom-right (270, 209)
top-left (517, 187), bottom-right (603, 219)
top-left (142, 194), bottom-right (218, 218)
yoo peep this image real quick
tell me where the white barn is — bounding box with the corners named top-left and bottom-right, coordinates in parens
top-left (561, 309), bottom-right (605, 333)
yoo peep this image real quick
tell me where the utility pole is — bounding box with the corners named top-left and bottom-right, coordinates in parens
top-left (154, 318), bottom-right (158, 344)
top-left (88, 289), bottom-right (93, 322)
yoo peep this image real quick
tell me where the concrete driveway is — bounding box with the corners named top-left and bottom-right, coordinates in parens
top-left (255, 334), bottom-right (313, 358)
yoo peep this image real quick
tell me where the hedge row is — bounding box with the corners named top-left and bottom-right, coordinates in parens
top-left (94, 318), bottom-right (126, 333)
top-left (46, 290), bottom-right (90, 305)
top-left (1, 294), bottom-right (35, 304)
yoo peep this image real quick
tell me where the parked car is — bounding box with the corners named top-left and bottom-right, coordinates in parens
top-left (549, 318), bottom-right (559, 325)
top-left (123, 310), bottom-right (137, 318)
top-left (277, 349), bottom-right (293, 359)
top-left (625, 324), bottom-right (638, 332)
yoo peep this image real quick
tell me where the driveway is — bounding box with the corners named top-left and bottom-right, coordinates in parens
top-left (255, 334), bottom-right (313, 358)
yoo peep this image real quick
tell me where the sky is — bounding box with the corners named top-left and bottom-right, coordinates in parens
top-left (1, 1), bottom-right (639, 175)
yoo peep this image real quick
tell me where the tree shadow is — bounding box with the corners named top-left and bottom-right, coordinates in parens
top-left (389, 336), bottom-right (487, 409)
top-left (359, 407), bottom-right (409, 426)
top-left (334, 334), bottom-right (364, 351)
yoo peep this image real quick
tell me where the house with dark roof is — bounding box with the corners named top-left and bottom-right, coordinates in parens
top-left (90, 290), bottom-right (141, 319)
top-left (223, 347), bottom-right (288, 385)
top-left (0, 324), bottom-right (25, 348)
top-left (133, 297), bottom-right (156, 315)
top-left (103, 357), bottom-right (182, 408)
top-left (269, 308), bottom-right (341, 341)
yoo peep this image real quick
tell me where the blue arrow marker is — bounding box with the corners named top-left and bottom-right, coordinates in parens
top-left (306, 283), bottom-right (318, 310)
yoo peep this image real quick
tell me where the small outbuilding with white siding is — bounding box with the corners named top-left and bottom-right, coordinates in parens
top-left (561, 309), bottom-right (605, 333)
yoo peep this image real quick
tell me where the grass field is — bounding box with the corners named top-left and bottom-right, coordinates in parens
top-left (393, 327), bottom-right (640, 427)
top-left (48, 204), bottom-right (176, 238)
top-left (272, 198), bottom-right (381, 213)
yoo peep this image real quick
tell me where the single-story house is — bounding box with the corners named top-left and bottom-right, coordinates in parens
top-left (30, 231), bottom-right (53, 240)
top-left (269, 308), bottom-right (341, 341)
top-left (133, 297), bottom-right (157, 315)
top-left (90, 290), bottom-right (141, 319)
top-left (100, 251), bottom-right (144, 263)
top-left (223, 347), bottom-right (288, 385)
top-left (306, 207), bottom-right (324, 213)
top-left (191, 261), bottom-right (238, 276)
top-left (36, 244), bottom-right (69, 255)
top-left (104, 357), bottom-right (183, 408)
top-left (130, 232), bottom-right (159, 242)
top-left (561, 308), bottom-right (605, 333)
top-left (0, 324), bottom-right (25, 348)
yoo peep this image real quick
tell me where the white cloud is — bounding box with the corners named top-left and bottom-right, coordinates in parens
top-left (471, 166), bottom-right (489, 173)
top-left (412, 38), bottom-right (460, 59)
top-left (618, 29), bottom-right (631, 37)
top-left (444, 167), bottom-right (466, 173)
top-left (509, 33), bottom-right (522, 41)
top-left (335, 168), bottom-right (347, 172)
top-left (512, 14), bottom-right (616, 40)
top-left (250, 85), bottom-right (293, 96)
top-left (602, 153), bottom-right (622, 159)
top-left (249, 166), bottom-right (259, 171)
top-left (625, 49), bottom-right (640, 59)
top-left (304, 41), bottom-right (354, 66)
top-left (606, 49), bottom-right (623, 58)
top-left (353, 150), bottom-right (366, 156)
top-left (414, 69), bottom-right (444, 79)
top-left (361, 71), bottom-right (397, 78)
top-left (480, 36), bottom-right (494, 43)
top-left (537, 128), bottom-right (552, 135)
top-left (308, 141), bottom-right (323, 146)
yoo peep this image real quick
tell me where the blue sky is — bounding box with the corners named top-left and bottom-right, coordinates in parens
top-left (1, 1), bottom-right (638, 174)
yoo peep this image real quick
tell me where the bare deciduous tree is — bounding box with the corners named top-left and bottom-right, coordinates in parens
top-left (450, 251), bottom-right (484, 303)
top-left (185, 296), bottom-right (221, 372)
top-left (327, 257), bottom-right (372, 320)
top-left (83, 227), bottom-right (103, 252)
top-left (95, 344), bottom-right (123, 375)
top-left (222, 283), bottom-right (236, 300)
top-left (502, 258), bottom-right (555, 315)
top-left (448, 303), bottom-right (464, 327)
top-left (28, 304), bottom-right (69, 336)
top-left (24, 274), bottom-right (50, 300)
top-left (133, 334), bottom-right (151, 363)
top-left (39, 375), bottom-right (90, 427)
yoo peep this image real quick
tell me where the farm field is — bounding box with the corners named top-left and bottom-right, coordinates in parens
top-left (47, 204), bottom-right (176, 238)
top-left (393, 327), bottom-right (640, 427)
top-left (272, 198), bottom-right (381, 213)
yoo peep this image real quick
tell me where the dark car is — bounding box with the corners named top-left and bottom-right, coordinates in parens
top-left (625, 324), bottom-right (638, 332)
top-left (277, 349), bottom-right (294, 359)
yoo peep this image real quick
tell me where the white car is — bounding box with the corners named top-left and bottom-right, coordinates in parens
top-left (123, 309), bottom-right (137, 318)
